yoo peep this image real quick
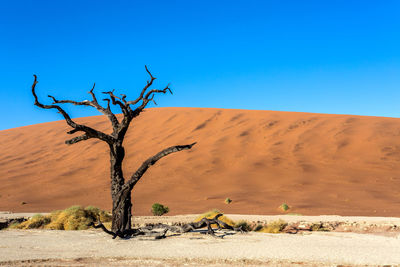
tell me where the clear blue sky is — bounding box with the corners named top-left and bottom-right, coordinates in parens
top-left (1, 1), bottom-right (400, 130)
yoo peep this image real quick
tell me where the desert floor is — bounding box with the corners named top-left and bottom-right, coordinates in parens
top-left (1, 228), bottom-right (399, 266)
top-left (1, 214), bottom-right (400, 266)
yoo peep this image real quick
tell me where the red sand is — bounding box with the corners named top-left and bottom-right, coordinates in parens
top-left (1, 107), bottom-right (400, 216)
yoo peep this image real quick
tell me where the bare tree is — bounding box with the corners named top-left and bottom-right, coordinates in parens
top-left (31, 67), bottom-right (196, 235)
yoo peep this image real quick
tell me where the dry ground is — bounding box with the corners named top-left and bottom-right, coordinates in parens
top-left (1, 229), bottom-right (399, 266)
top-left (1, 214), bottom-right (400, 266)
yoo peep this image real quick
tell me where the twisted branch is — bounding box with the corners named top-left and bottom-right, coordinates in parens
top-left (125, 142), bottom-right (197, 189)
top-left (32, 75), bottom-right (113, 144)
top-left (102, 90), bottom-right (129, 117)
top-left (126, 65), bottom-right (157, 106)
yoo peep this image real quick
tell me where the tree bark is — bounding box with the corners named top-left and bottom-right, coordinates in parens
top-left (111, 187), bottom-right (132, 233)
top-left (109, 143), bottom-right (132, 232)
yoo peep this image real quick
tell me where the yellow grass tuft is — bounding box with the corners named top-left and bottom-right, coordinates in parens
top-left (194, 209), bottom-right (235, 227)
top-left (10, 205), bottom-right (111, 230)
top-left (259, 219), bottom-right (288, 233)
top-left (10, 214), bottom-right (50, 229)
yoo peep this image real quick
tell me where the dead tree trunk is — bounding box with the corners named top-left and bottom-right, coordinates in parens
top-left (109, 142), bottom-right (131, 232)
top-left (31, 66), bottom-right (196, 235)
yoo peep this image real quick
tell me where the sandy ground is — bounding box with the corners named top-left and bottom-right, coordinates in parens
top-left (2, 107), bottom-right (400, 217)
top-left (1, 229), bottom-right (399, 266)
top-left (1, 214), bottom-right (400, 266)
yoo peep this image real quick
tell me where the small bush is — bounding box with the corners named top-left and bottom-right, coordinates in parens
top-left (9, 205), bottom-right (111, 230)
top-left (260, 220), bottom-right (288, 233)
top-left (279, 203), bottom-right (290, 212)
top-left (151, 203), bottom-right (169, 216)
top-left (224, 198), bottom-right (232, 204)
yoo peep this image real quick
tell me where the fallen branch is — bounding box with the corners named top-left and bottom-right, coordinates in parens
top-left (89, 213), bottom-right (243, 239)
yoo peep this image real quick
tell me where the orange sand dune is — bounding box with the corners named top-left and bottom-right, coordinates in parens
top-left (1, 107), bottom-right (400, 216)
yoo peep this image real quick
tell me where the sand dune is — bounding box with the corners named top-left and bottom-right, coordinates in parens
top-left (1, 107), bottom-right (400, 216)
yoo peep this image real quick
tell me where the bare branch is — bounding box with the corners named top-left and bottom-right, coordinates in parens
top-left (102, 98), bottom-right (111, 111)
top-left (67, 128), bottom-right (80, 134)
top-left (144, 83), bottom-right (172, 100)
top-left (49, 83), bottom-right (120, 130)
top-left (47, 95), bottom-right (91, 106)
top-left (124, 142), bottom-right (197, 189)
top-left (87, 83), bottom-right (120, 129)
top-left (120, 94), bottom-right (127, 104)
top-left (31, 75), bottom-right (114, 144)
top-left (126, 65), bottom-right (157, 106)
top-left (130, 83), bottom-right (172, 118)
top-left (45, 82), bottom-right (121, 130)
top-left (65, 134), bottom-right (90, 145)
top-left (32, 75), bottom-right (78, 128)
top-left (102, 90), bottom-right (129, 116)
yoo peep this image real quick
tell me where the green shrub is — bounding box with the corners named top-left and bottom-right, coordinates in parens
top-left (151, 203), bottom-right (169, 216)
top-left (279, 203), bottom-right (290, 211)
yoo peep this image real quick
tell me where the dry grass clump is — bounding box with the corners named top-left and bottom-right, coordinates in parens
top-left (9, 214), bottom-right (51, 229)
top-left (259, 219), bottom-right (288, 233)
top-left (194, 209), bottom-right (235, 227)
top-left (10, 205), bottom-right (111, 230)
top-left (310, 222), bottom-right (329, 232)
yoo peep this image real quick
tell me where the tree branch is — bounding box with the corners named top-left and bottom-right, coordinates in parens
top-left (65, 134), bottom-right (90, 145)
top-left (47, 95), bottom-right (91, 106)
top-left (130, 83), bottom-right (173, 119)
top-left (87, 83), bottom-right (120, 129)
top-left (144, 83), bottom-right (173, 100)
top-left (102, 90), bottom-right (129, 117)
top-left (32, 75), bottom-right (77, 128)
top-left (124, 142), bottom-right (197, 190)
top-left (47, 84), bottom-right (120, 131)
top-left (102, 98), bottom-right (111, 111)
top-left (31, 75), bottom-right (114, 144)
top-left (126, 65), bottom-right (157, 106)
